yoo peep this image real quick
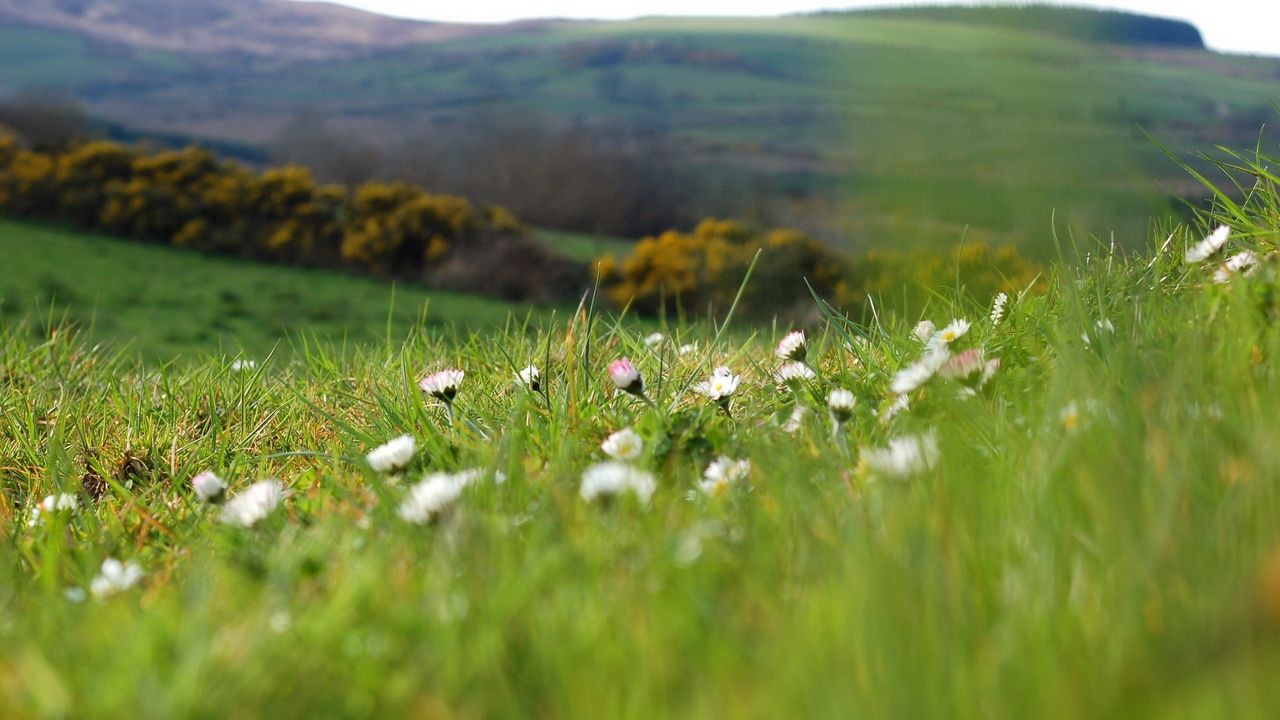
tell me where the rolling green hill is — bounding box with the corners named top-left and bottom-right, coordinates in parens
top-left (1, 6), bottom-right (1277, 253)
top-left (0, 216), bottom-right (529, 359)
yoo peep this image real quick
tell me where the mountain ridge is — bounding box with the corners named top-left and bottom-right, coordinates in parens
top-left (0, 0), bottom-right (511, 59)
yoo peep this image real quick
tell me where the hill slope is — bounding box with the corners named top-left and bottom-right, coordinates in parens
top-left (0, 6), bottom-right (1277, 252)
top-left (0, 0), bottom-right (501, 59)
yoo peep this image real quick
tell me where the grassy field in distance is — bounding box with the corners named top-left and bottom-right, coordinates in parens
top-left (0, 216), bottom-right (532, 360)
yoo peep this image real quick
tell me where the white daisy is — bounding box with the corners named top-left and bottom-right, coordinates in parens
top-left (230, 358), bottom-right (257, 372)
top-left (828, 388), bottom-right (856, 424)
top-left (219, 480), bottom-right (287, 528)
top-left (678, 343), bottom-right (697, 356)
top-left (928, 319), bottom-right (970, 349)
top-left (418, 369), bottom-right (464, 403)
top-left (889, 348), bottom-right (950, 394)
top-left (862, 433), bottom-right (939, 479)
top-left (608, 358), bottom-right (645, 396)
top-left (1213, 250), bottom-right (1260, 283)
top-left (1185, 225), bottom-right (1231, 264)
top-left (191, 471), bottom-right (227, 504)
top-left (879, 394), bottom-right (910, 424)
top-left (601, 427), bottom-right (644, 460)
top-left (27, 493), bottom-right (78, 527)
top-left (693, 366), bottom-right (741, 402)
top-left (775, 361), bottom-right (816, 385)
top-left (366, 435), bottom-right (417, 473)
top-left (990, 293), bottom-right (1008, 325)
top-left (90, 558), bottom-right (144, 599)
top-left (699, 456), bottom-right (750, 495)
top-left (775, 330), bottom-right (807, 362)
top-left (782, 405), bottom-right (808, 433)
top-left (912, 320), bottom-right (937, 343)
top-left (397, 470), bottom-right (478, 524)
top-left (644, 332), bottom-right (666, 347)
top-left (516, 365), bottom-right (541, 391)
top-left (580, 462), bottom-right (657, 504)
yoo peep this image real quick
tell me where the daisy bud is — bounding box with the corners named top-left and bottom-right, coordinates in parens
top-left (913, 320), bottom-right (937, 343)
top-left (608, 358), bottom-right (645, 396)
top-left (828, 388), bottom-right (855, 424)
top-left (191, 470), bottom-right (227, 504)
top-left (775, 330), bottom-right (807, 362)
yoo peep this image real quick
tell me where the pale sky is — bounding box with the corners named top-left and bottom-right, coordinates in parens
top-left (307, 1), bottom-right (1279, 56)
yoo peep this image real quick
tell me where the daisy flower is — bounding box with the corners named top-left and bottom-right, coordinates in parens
top-left (644, 332), bottom-right (666, 348)
top-left (230, 358), bottom-right (257, 372)
top-left (397, 470), bottom-right (478, 524)
top-left (27, 493), bottom-right (78, 527)
top-left (366, 435), bottom-right (417, 473)
top-left (889, 348), bottom-right (950, 394)
top-left (912, 320), bottom-right (937, 343)
top-left (191, 470), bottom-right (227, 504)
top-left (1185, 225), bottom-right (1231, 264)
top-left (928, 319), bottom-right (970, 349)
top-left (419, 369), bottom-right (464, 404)
top-left (879, 394), bottom-right (910, 424)
top-left (516, 365), bottom-right (541, 392)
top-left (1213, 250), bottom-right (1260, 284)
top-left (601, 427), bottom-right (644, 460)
top-left (90, 558), bottom-right (144, 599)
top-left (782, 405), bottom-right (808, 433)
top-left (220, 480), bottom-right (287, 528)
top-left (775, 361), bottom-right (816, 385)
top-left (862, 433), bottom-right (939, 479)
top-left (990, 292), bottom-right (1009, 325)
top-left (775, 330), bottom-right (807, 362)
top-left (608, 358), bottom-right (646, 397)
top-left (693, 366), bottom-right (741, 405)
top-left (678, 343), bottom-right (697, 356)
top-left (580, 462), bottom-right (657, 505)
top-left (938, 348), bottom-right (987, 382)
top-left (1061, 402), bottom-right (1083, 432)
top-left (828, 388), bottom-right (855, 424)
top-left (699, 456), bottom-right (750, 496)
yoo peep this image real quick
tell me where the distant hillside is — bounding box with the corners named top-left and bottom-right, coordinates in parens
top-left (0, 5), bottom-right (1275, 254)
top-left (851, 5), bottom-right (1204, 49)
top-left (0, 0), bottom-right (503, 59)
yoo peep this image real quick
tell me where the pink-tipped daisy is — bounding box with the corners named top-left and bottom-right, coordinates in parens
top-left (608, 357), bottom-right (645, 397)
top-left (775, 330), bottom-right (807, 362)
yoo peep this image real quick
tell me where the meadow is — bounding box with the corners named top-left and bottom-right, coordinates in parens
top-left (3, 141), bottom-right (1280, 717)
top-left (0, 217), bottom-right (529, 360)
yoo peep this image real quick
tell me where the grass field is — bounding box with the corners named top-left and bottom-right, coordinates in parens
top-left (0, 217), bottom-right (531, 360)
top-left (2, 142), bottom-right (1280, 716)
top-left (4, 8), bottom-right (1276, 253)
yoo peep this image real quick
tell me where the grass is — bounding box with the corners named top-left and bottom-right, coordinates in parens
top-left (6, 8), bottom-right (1278, 254)
top-left (0, 216), bottom-right (531, 360)
top-left (3, 143), bottom-right (1280, 716)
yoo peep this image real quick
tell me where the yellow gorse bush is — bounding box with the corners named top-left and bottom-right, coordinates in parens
top-left (0, 134), bottom-right (580, 300)
top-left (597, 218), bottom-right (1042, 319)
